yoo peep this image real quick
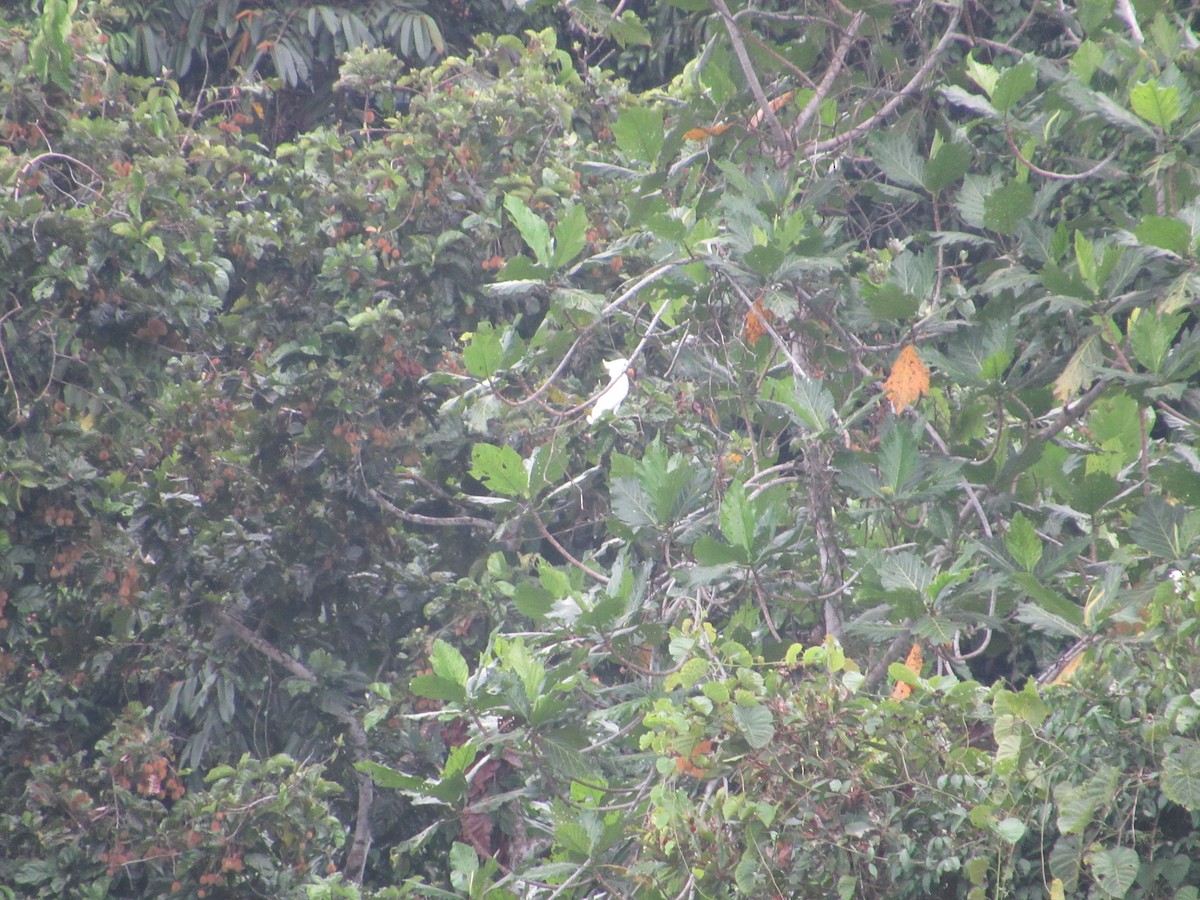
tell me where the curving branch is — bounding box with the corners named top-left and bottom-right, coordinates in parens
top-left (1005, 128), bottom-right (1117, 181)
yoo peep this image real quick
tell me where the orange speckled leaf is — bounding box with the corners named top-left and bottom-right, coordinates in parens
top-left (883, 345), bottom-right (930, 413)
top-left (743, 296), bottom-right (774, 346)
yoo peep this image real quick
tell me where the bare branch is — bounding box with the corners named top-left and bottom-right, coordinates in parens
top-left (803, 2), bottom-right (962, 158)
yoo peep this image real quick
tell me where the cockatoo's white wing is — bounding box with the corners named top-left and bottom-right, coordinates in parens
top-left (587, 358), bottom-right (631, 424)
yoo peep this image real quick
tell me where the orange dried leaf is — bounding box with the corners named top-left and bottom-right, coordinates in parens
top-left (883, 345), bottom-right (930, 413)
top-left (743, 296), bottom-right (774, 346)
top-left (890, 643), bottom-right (924, 700)
top-left (683, 123), bottom-right (733, 142)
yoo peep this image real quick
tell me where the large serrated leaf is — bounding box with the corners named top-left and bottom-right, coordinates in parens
top-left (430, 639), bottom-right (469, 684)
top-left (924, 142), bottom-right (971, 193)
top-left (1133, 215), bottom-right (1191, 257)
top-left (870, 131), bottom-right (925, 190)
top-left (1130, 80), bottom-right (1183, 130)
top-left (611, 106), bottom-right (664, 164)
top-left (719, 480), bottom-right (757, 554)
top-left (1129, 496), bottom-right (1200, 560)
top-left (504, 194), bottom-right (552, 266)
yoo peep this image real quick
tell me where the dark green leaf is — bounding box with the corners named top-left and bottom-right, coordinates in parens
top-left (1086, 846), bottom-right (1140, 898)
top-left (923, 142), bottom-right (971, 192)
top-left (1162, 739), bottom-right (1200, 810)
top-left (733, 704), bottom-right (775, 749)
top-left (991, 59), bottom-right (1037, 112)
top-left (1133, 215), bottom-right (1191, 256)
top-left (984, 181), bottom-right (1034, 235)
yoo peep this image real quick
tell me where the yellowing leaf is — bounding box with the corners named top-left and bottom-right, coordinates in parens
top-left (891, 643), bottom-right (923, 700)
top-left (883, 345), bottom-right (930, 413)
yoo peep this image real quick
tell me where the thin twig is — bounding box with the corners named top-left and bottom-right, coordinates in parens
top-left (803, 2), bottom-right (962, 158)
top-left (791, 12), bottom-right (866, 140)
top-left (531, 508), bottom-right (609, 585)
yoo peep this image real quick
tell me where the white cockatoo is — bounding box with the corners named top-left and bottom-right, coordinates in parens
top-left (586, 357), bottom-right (632, 424)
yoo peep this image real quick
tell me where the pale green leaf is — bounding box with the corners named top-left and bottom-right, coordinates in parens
top-left (470, 443), bottom-right (530, 498)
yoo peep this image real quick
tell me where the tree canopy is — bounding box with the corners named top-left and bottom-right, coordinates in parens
top-left (3, 1), bottom-right (1200, 898)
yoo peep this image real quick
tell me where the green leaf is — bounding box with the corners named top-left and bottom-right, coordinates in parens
top-left (734, 851), bottom-right (760, 894)
top-left (1087, 846), bottom-right (1140, 899)
top-left (1162, 739), bottom-right (1200, 810)
top-left (551, 203), bottom-right (588, 268)
top-left (1129, 497), bottom-right (1200, 560)
top-left (1133, 215), bottom-right (1191, 256)
top-left (463, 322), bottom-right (508, 378)
top-left (719, 480), bottom-right (757, 554)
top-left (733, 704), bottom-right (774, 749)
top-left (1055, 766), bottom-right (1119, 835)
top-left (611, 106), bottom-right (664, 164)
top-left (1074, 230), bottom-right (1096, 291)
top-left (410, 673), bottom-right (466, 702)
top-left (431, 639), bottom-right (469, 684)
top-left (693, 535), bottom-right (749, 566)
top-left (889, 660), bottom-right (920, 688)
top-left (965, 53), bottom-right (998, 98)
top-left (991, 59), bottom-right (1037, 112)
top-left (449, 842), bottom-right (479, 891)
top-left (870, 131), bottom-right (925, 190)
top-left (355, 760), bottom-right (427, 791)
top-left (923, 142), bottom-right (971, 193)
top-left (504, 193), bottom-right (552, 266)
top-left (863, 281), bottom-right (920, 321)
top-left (984, 181), bottom-right (1034, 235)
top-left (744, 244), bottom-right (785, 276)
top-left (879, 551), bottom-right (933, 595)
top-left (513, 582), bottom-right (554, 620)
top-left (993, 816), bottom-right (1027, 843)
top-left (1128, 309), bottom-right (1186, 374)
top-left (1006, 512), bottom-right (1043, 573)
top-left (1130, 79), bottom-right (1183, 130)
top-left (1069, 40), bottom-right (1104, 84)
top-left (470, 443), bottom-right (530, 498)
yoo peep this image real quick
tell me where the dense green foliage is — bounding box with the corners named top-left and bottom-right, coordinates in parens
top-left (3, 1), bottom-right (1200, 898)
